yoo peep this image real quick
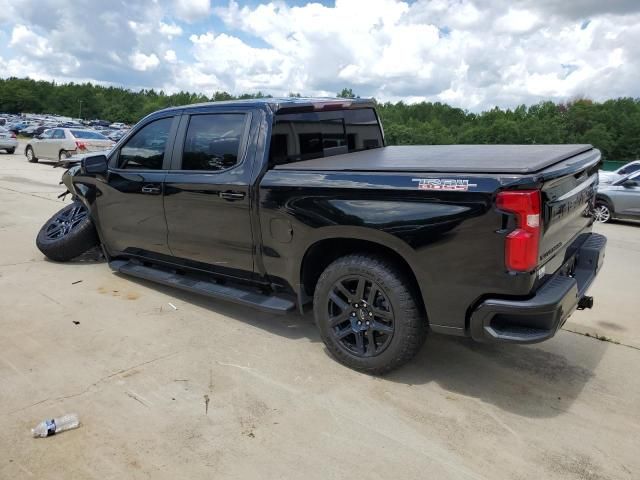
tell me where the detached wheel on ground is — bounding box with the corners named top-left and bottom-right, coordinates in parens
top-left (25, 146), bottom-right (38, 163)
top-left (313, 254), bottom-right (427, 374)
top-left (594, 201), bottom-right (612, 223)
top-left (36, 201), bottom-right (99, 262)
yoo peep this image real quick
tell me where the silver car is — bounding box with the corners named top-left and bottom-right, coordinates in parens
top-left (595, 171), bottom-right (640, 223)
top-left (0, 127), bottom-right (18, 154)
top-left (25, 127), bottom-right (114, 163)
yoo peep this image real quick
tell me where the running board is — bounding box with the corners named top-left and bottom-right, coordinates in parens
top-left (109, 260), bottom-right (295, 315)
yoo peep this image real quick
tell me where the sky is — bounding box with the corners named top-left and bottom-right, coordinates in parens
top-left (0, 0), bottom-right (639, 111)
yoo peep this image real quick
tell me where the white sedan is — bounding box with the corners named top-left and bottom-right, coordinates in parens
top-left (25, 128), bottom-right (115, 163)
top-left (599, 160), bottom-right (640, 185)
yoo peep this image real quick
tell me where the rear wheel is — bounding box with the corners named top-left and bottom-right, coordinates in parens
top-left (313, 254), bottom-right (427, 374)
top-left (25, 146), bottom-right (38, 163)
top-left (36, 201), bottom-right (99, 262)
top-left (6, 148), bottom-right (15, 154)
top-left (594, 201), bottom-right (612, 223)
top-left (59, 150), bottom-right (70, 161)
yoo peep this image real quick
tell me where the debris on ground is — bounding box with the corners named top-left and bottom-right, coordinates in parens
top-left (32, 413), bottom-right (80, 438)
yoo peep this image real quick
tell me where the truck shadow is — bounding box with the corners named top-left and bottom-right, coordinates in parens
top-left (63, 262), bottom-right (606, 419)
top-left (384, 332), bottom-right (607, 418)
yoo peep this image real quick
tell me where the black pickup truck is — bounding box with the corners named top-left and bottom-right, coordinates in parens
top-left (37, 98), bottom-right (606, 373)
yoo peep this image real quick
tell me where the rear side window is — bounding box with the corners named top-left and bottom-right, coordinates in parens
top-left (181, 114), bottom-right (246, 171)
top-left (52, 129), bottom-right (65, 139)
top-left (119, 117), bottom-right (173, 169)
top-left (619, 164), bottom-right (640, 175)
top-left (71, 130), bottom-right (108, 140)
top-left (269, 108), bottom-right (382, 166)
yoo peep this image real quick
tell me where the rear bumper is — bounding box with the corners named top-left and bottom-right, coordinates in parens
top-left (0, 139), bottom-right (18, 149)
top-left (470, 233), bottom-right (606, 343)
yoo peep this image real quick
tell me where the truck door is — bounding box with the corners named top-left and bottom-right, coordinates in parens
top-left (163, 110), bottom-right (255, 279)
top-left (95, 114), bottom-right (179, 256)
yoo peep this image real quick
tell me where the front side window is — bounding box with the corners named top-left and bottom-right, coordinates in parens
top-left (181, 114), bottom-right (246, 171)
top-left (269, 108), bottom-right (383, 166)
top-left (41, 129), bottom-right (53, 139)
top-left (119, 117), bottom-right (173, 169)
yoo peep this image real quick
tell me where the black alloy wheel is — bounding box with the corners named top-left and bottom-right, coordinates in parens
top-left (327, 275), bottom-right (395, 357)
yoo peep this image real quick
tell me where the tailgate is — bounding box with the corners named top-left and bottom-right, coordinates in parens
top-left (538, 149), bottom-right (600, 271)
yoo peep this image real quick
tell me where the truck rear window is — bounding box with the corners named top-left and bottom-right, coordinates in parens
top-left (269, 108), bottom-right (383, 166)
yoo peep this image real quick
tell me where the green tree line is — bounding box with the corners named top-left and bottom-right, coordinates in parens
top-left (1, 77), bottom-right (639, 161)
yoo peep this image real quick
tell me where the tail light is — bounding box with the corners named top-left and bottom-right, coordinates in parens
top-left (10, 132), bottom-right (16, 138)
top-left (496, 190), bottom-right (541, 272)
top-left (75, 141), bottom-right (87, 151)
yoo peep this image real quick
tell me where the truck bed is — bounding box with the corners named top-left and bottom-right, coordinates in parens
top-left (274, 144), bottom-right (594, 174)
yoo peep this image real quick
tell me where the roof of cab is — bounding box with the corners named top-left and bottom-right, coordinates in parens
top-left (156, 97), bottom-right (376, 115)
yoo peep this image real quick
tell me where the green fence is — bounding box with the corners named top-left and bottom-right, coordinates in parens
top-left (601, 160), bottom-right (627, 171)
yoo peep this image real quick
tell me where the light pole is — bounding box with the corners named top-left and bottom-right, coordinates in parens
top-left (78, 100), bottom-right (83, 120)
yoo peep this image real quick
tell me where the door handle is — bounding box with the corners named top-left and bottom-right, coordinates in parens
top-left (219, 191), bottom-right (245, 201)
top-left (141, 185), bottom-right (161, 195)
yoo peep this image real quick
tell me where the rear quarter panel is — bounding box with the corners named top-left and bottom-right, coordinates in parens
top-left (259, 170), bottom-right (537, 333)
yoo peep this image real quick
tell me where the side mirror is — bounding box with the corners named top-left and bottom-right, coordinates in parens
top-left (36, 134), bottom-right (43, 139)
top-left (82, 154), bottom-right (109, 175)
top-left (623, 180), bottom-right (638, 188)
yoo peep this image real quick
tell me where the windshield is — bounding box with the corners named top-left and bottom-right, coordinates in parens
top-left (70, 130), bottom-right (109, 140)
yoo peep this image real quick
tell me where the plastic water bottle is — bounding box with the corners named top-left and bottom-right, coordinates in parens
top-left (31, 413), bottom-right (80, 438)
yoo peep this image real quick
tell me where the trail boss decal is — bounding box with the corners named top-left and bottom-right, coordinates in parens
top-left (412, 178), bottom-right (478, 191)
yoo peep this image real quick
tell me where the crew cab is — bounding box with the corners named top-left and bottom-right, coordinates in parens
top-left (37, 98), bottom-right (606, 373)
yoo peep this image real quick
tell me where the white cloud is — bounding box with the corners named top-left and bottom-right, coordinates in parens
top-left (10, 24), bottom-right (51, 57)
top-left (159, 21), bottom-right (182, 39)
top-left (2, 0), bottom-right (640, 111)
top-left (175, 0), bottom-right (210, 22)
top-left (164, 49), bottom-right (177, 63)
top-left (129, 51), bottom-right (160, 71)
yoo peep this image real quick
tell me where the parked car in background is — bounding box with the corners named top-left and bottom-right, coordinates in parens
top-left (0, 127), bottom-right (18, 154)
top-left (25, 128), bottom-right (115, 162)
top-left (107, 129), bottom-right (127, 142)
top-left (109, 122), bottom-right (127, 129)
top-left (595, 171), bottom-right (640, 223)
top-left (598, 160), bottom-right (640, 185)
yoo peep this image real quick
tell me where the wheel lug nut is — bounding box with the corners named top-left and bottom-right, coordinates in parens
top-left (354, 303), bottom-right (358, 308)
top-left (357, 321), bottom-right (362, 325)
top-left (351, 312), bottom-right (356, 317)
top-left (366, 321), bottom-right (370, 326)
top-left (368, 312), bottom-right (373, 316)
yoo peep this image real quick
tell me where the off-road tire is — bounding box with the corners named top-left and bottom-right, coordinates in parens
top-left (36, 201), bottom-right (99, 262)
top-left (313, 254), bottom-right (427, 374)
top-left (25, 145), bottom-right (38, 163)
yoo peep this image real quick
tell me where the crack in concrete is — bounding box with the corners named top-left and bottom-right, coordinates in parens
top-left (2, 351), bottom-right (179, 416)
top-left (563, 328), bottom-right (640, 351)
top-left (0, 184), bottom-right (61, 203)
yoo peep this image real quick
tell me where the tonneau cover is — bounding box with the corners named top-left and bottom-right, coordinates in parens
top-left (274, 144), bottom-right (594, 174)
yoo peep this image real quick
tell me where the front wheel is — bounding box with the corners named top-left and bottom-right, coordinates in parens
top-left (594, 202), bottom-right (612, 223)
top-left (313, 254), bottom-right (427, 374)
top-left (36, 201), bottom-right (99, 261)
